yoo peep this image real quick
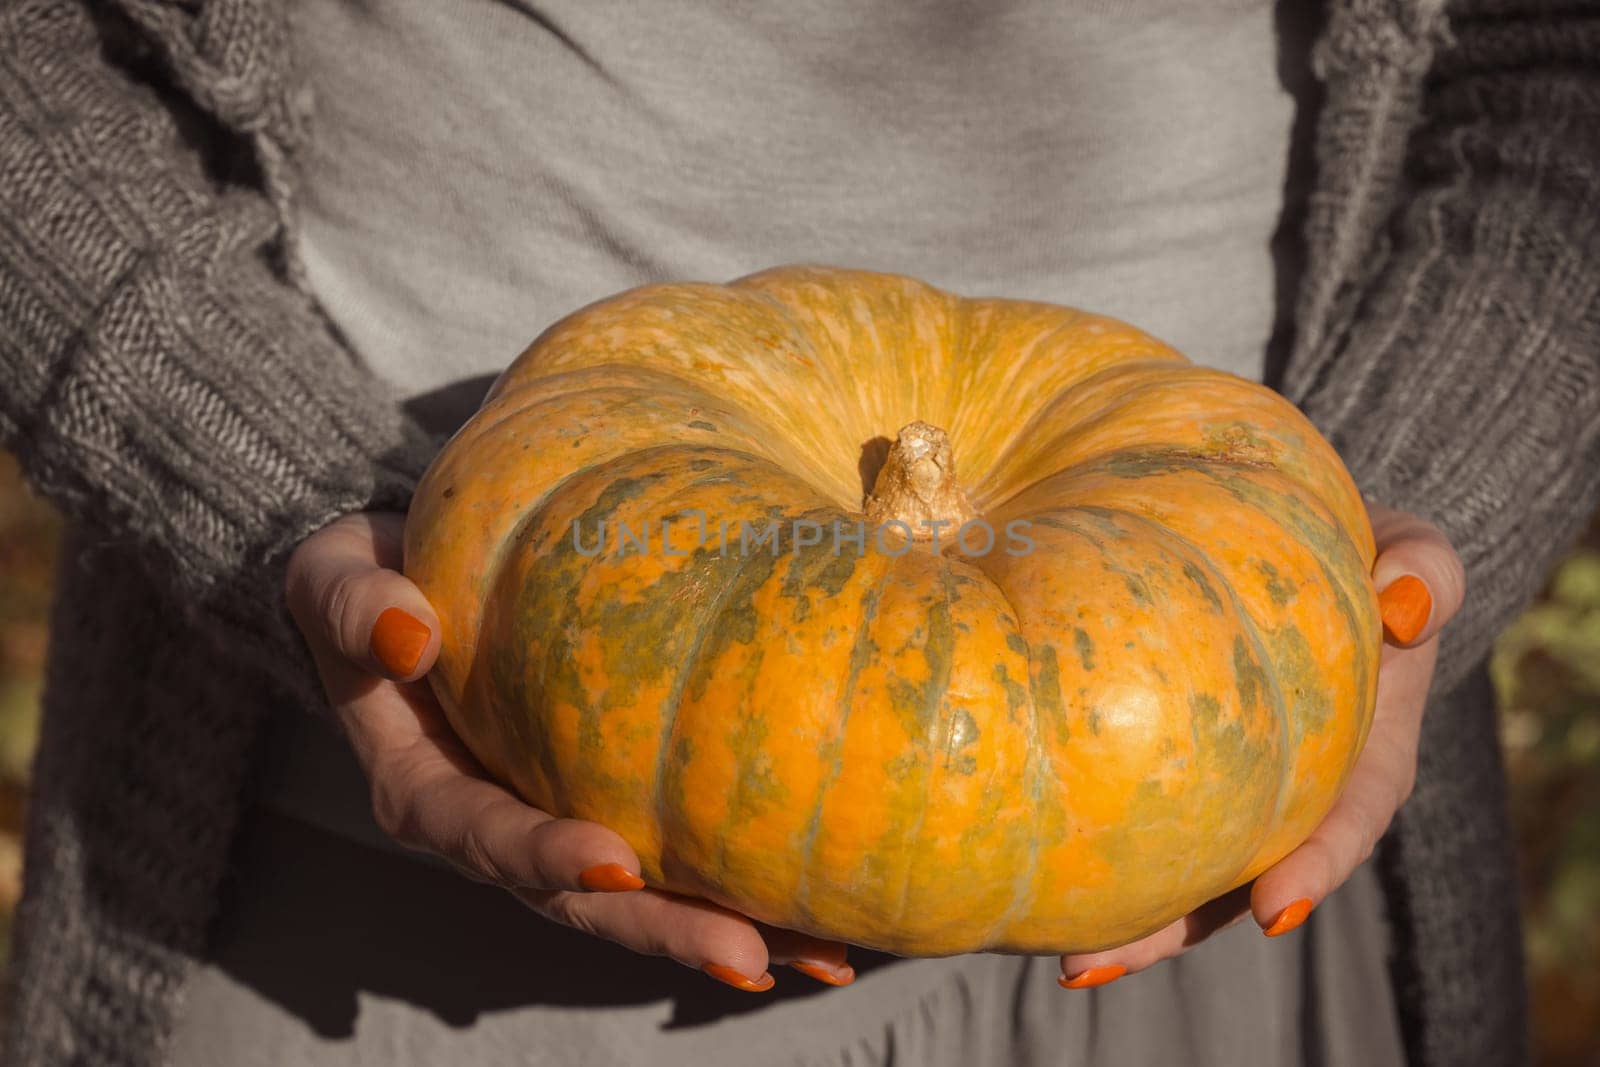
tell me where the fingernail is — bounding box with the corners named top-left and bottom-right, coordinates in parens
top-left (703, 963), bottom-right (775, 992)
top-left (371, 607), bottom-right (431, 677)
top-left (1378, 575), bottom-right (1432, 645)
top-left (790, 960), bottom-right (856, 987)
top-left (578, 863), bottom-right (645, 892)
top-left (1263, 897), bottom-right (1314, 937)
top-left (1058, 964), bottom-right (1126, 990)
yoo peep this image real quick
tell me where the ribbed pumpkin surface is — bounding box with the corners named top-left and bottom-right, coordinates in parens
top-left (404, 266), bottom-right (1380, 956)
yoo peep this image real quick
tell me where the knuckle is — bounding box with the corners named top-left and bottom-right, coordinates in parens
top-left (630, 922), bottom-right (677, 962)
top-left (1392, 767), bottom-right (1418, 809)
top-left (1308, 836), bottom-right (1342, 889)
top-left (447, 859), bottom-right (498, 887)
top-left (536, 892), bottom-right (608, 942)
top-left (456, 827), bottom-right (517, 889)
top-left (1352, 831), bottom-right (1377, 869)
top-left (321, 571), bottom-right (377, 657)
top-left (547, 893), bottom-right (589, 929)
top-left (1374, 737), bottom-right (1419, 811)
top-left (284, 540), bottom-right (314, 599)
top-left (1445, 552), bottom-right (1468, 602)
top-left (1351, 800), bottom-right (1388, 867)
top-left (368, 773), bottom-right (416, 845)
top-left (532, 892), bottom-right (680, 965)
top-left (534, 890), bottom-right (578, 925)
top-left (284, 544), bottom-right (325, 629)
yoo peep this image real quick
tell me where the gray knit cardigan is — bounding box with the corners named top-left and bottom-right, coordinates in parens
top-left (1, 0), bottom-right (1597, 1063)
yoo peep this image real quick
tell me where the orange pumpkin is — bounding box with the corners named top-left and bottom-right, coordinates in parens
top-left (404, 266), bottom-right (1380, 956)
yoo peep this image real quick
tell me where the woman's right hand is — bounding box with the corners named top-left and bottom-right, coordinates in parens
top-left (285, 511), bottom-right (854, 992)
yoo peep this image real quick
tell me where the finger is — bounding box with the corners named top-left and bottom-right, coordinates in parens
top-left (761, 925), bottom-right (855, 986)
top-left (1058, 884), bottom-right (1252, 987)
top-left (1249, 640), bottom-right (1433, 933)
top-left (522, 885), bottom-right (780, 992)
top-left (346, 688), bottom-right (646, 895)
top-left (288, 522), bottom-right (779, 989)
top-left (321, 648), bottom-right (644, 896)
top-left (1367, 506), bottom-right (1465, 647)
top-left (285, 512), bottom-right (442, 681)
top-left (333, 664), bottom-right (771, 991)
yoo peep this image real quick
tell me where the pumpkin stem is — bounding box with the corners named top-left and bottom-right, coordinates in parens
top-left (863, 421), bottom-right (978, 539)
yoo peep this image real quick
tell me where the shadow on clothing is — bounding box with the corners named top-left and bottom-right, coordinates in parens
top-left (208, 808), bottom-right (907, 1040)
top-left (1262, 0), bottom-right (1327, 391)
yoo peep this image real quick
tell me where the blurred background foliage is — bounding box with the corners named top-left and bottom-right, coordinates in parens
top-left (0, 450), bottom-right (1597, 1060)
top-left (1492, 506), bottom-right (1600, 1066)
top-left (0, 453), bottom-right (54, 965)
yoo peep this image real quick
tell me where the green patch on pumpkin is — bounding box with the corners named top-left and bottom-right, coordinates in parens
top-left (1256, 558), bottom-right (1298, 607)
top-left (1269, 624), bottom-right (1332, 737)
top-left (1074, 627), bottom-right (1096, 671)
top-left (1030, 643), bottom-right (1069, 746)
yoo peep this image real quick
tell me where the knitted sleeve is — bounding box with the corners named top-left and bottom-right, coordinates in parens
top-left (1286, 0), bottom-right (1600, 695)
top-left (0, 0), bottom-right (436, 703)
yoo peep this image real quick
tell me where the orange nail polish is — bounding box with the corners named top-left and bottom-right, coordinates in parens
top-left (371, 607), bottom-right (431, 677)
top-left (703, 963), bottom-right (775, 992)
top-left (1058, 964), bottom-right (1126, 990)
top-left (790, 960), bottom-right (856, 987)
top-left (1264, 897), bottom-right (1314, 937)
top-left (1378, 575), bottom-right (1432, 645)
top-left (578, 863), bottom-right (645, 892)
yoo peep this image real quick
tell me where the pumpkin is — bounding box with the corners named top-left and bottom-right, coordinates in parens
top-left (404, 265), bottom-right (1381, 957)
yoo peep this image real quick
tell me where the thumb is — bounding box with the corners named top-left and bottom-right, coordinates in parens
top-left (1367, 505), bottom-right (1466, 648)
top-left (285, 512), bottom-right (441, 681)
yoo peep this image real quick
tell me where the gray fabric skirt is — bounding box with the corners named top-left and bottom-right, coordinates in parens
top-left (170, 805), bottom-right (1405, 1066)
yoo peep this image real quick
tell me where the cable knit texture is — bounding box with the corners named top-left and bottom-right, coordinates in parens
top-left (1283, 5), bottom-right (1600, 1061)
top-left (0, 0), bottom-right (1595, 1063)
top-left (0, 0), bottom-right (437, 705)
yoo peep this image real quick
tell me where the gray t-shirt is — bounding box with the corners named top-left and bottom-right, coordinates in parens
top-left (207, 2), bottom-right (1405, 1064)
top-left (294, 0), bottom-right (1301, 399)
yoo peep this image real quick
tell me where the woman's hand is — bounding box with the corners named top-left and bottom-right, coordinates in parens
top-left (285, 512), bottom-right (853, 992)
top-left (1055, 501), bottom-right (1466, 989)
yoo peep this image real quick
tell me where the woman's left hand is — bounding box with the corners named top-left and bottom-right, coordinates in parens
top-left (1056, 501), bottom-right (1466, 990)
